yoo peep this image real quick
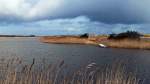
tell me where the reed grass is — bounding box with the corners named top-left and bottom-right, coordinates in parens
top-left (144, 34), bottom-right (150, 37)
top-left (104, 39), bottom-right (150, 50)
top-left (0, 58), bottom-right (142, 84)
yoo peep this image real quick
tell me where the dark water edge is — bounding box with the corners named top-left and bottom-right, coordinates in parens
top-left (0, 37), bottom-right (149, 83)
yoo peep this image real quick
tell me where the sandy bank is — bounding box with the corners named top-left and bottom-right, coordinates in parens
top-left (40, 36), bottom-right (150, 50)
top-left (40, 36), bottom-right (98, 45)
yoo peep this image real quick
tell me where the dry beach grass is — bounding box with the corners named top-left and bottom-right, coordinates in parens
top-left (40, 36), bottom-right (97, 45)
top-left (40, 36), bottom-right (150, 50)
top-left (0, 58), bottom-right (142, 84)
top-left (103, 39), bottom-right (150, 50)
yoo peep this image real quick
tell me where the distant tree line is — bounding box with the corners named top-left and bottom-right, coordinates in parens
top-left (108, 31), bottom-right (143, 40)
top-left (0, 35), bottom-right (36, 37)
top-left (80, 33), bottom-right (89, 38)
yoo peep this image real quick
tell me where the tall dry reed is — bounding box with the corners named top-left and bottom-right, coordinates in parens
top-left (0, 58), bottom-right (142, 84)
top-left (104, 39), bottom-right (150, 49)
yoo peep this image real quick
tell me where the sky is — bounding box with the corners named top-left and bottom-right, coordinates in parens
top-left (0, 0), bottom-right (150, 35)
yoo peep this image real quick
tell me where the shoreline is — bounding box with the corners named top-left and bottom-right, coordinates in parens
top-left (40, 36), bottom-right (99, 45)
top-left (0, 36), bottom-right (149, 50)
top-left (40, 36), bottom-right (150, 50)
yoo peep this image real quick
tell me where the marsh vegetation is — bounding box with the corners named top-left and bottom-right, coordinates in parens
top-left (0, 58), bottom-right (142, 84)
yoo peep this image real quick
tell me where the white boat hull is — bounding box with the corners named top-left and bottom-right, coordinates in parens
top-left (99, 44), bottom-right (107, 48)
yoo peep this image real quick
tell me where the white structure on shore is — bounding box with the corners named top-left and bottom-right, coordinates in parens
top-left (99, 44), bottom-right (107, 48)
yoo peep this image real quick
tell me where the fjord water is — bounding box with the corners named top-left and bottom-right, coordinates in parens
top-left (0, 37), bottom-right (150, 83)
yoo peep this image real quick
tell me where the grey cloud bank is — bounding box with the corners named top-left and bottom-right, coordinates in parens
top-left (0, 0), bottom-right (150, 23)
top-left (0, 0), bottom-right (149, 35)
top-left (0, 16), bottom-right (149, 35)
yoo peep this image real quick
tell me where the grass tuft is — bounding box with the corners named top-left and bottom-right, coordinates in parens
top-left (0, 58), bottom-right (142, 84)
top-left (103, 39), bottom-right (150, 50)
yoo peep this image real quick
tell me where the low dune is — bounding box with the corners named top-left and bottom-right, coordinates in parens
top-left (40, 36), bottom-right (98, 45)
top-left (40, 36), bottom-right (150, 50)
top-left (102, 39), bottom-right (150, 50)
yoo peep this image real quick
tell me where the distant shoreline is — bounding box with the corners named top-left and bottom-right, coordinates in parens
top-left (40, 36), bottom-right (100, 45)
top-left (0, 36), bottom-right (149, 50)
top-left (40, 36), bottom-right (150, 50)
top-left (0, 35), bottom-right (36, 37)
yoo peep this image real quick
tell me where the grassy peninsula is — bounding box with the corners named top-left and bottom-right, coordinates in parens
top-left (40, 31), bottom-right (150, 50)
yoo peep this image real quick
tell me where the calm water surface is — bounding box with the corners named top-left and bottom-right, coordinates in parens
top-left (0, 37), bottom-right (150, 83)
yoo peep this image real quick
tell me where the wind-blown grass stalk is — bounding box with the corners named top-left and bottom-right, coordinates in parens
top-left (104, 39), bottom-right (150, 49)
top-left (0, 58), bottom-right (142, 84)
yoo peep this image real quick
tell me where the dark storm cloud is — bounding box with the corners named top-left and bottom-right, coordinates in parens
top-left (46, 0), bottom-right (150, 24)
top-left (0, 0), bottom-right (150, 24)
top-left (0, 16), bottom-right (149, 35)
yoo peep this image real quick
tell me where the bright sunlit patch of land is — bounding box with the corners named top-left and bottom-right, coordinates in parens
top-left (102, 39), bottom-right (150, 49)
top-left (40, 36), bottom-right (97, 45)
top-left (40, 32), bottom-right (150, 50)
